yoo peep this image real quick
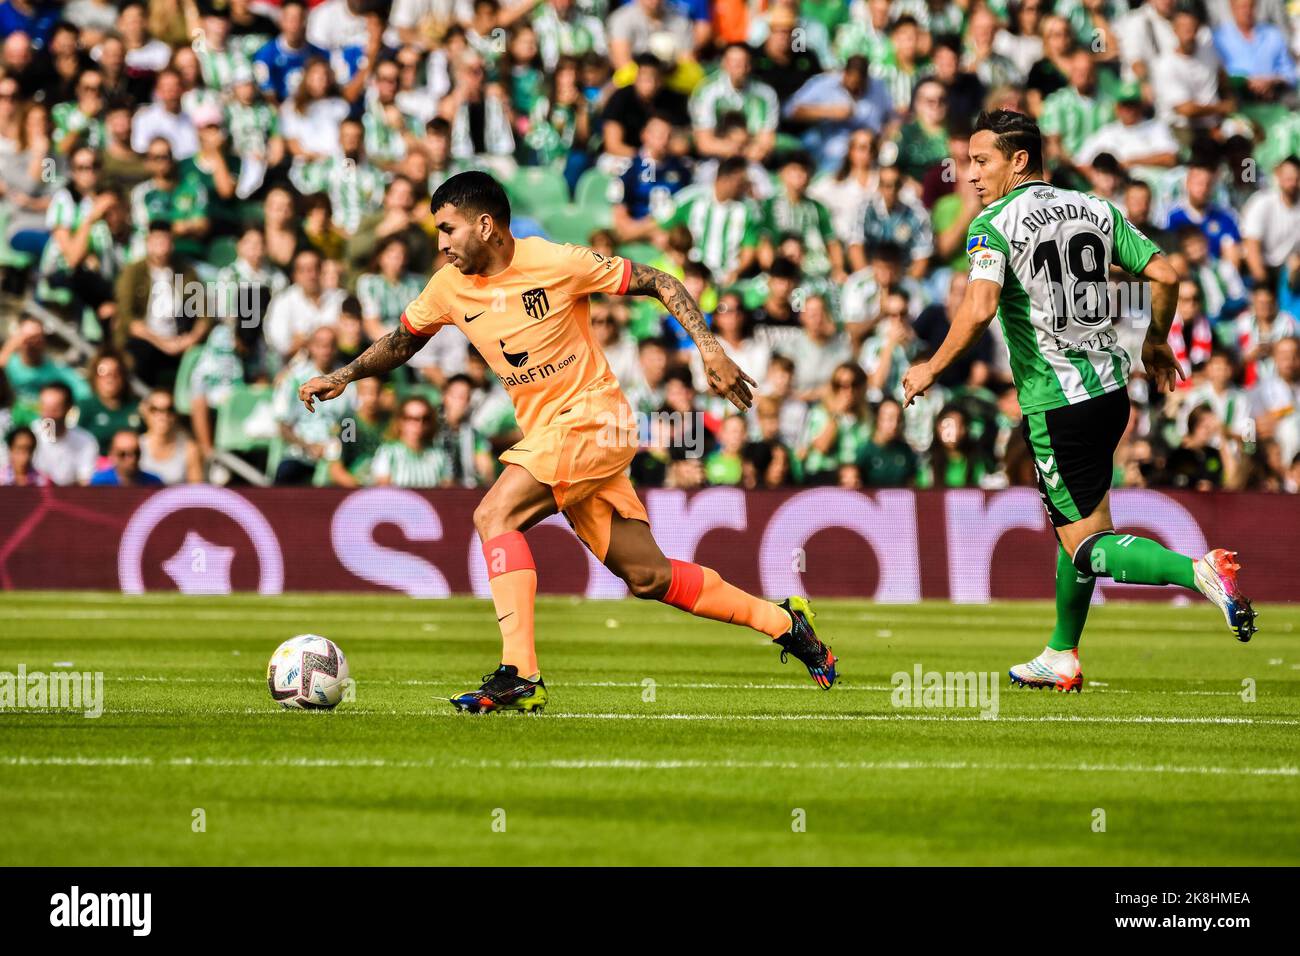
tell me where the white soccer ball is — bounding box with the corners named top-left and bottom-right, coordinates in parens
top-left (267, 635), bottom-right (350, 710)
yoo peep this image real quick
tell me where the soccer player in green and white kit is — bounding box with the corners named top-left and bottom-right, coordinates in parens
top-left (902, 111), bottom-right (1257, 693)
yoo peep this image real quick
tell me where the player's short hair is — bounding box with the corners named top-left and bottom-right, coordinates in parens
top-left (430, 170), bottom-right (511, 226)
top-left (973, 109), bottom-right (1043, 174)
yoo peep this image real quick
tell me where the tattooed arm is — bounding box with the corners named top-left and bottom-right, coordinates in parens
top-left (623, 261), bottom-right (757, 410)
top-left (299, 323), bottom-right (431, 412)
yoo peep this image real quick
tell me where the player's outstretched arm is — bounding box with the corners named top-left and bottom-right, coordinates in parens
top-left (1137, 253), bottom-right (1185, 394)
top-left (623, 261), bottom-right (757, 410)
top-left (902, 278), bottom-right (1000, 406)
top-left (298, 324), bottom-right (430, 413)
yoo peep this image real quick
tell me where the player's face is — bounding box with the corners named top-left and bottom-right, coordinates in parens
top-left (435, 204), bottom-right (493, 274)
top-left (968, 130), bottom-right (1025, 206)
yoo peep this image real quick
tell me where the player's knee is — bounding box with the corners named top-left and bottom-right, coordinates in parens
top-left (473, 499), bottom-right (509, 540)
top-left (623, 562), bottom-right (671, 600)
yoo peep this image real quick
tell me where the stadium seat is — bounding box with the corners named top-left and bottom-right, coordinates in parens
top-left (172, 345), bottom-right (204, 416)
top-left (504, 166), bottom-right (571, 219)
top-left (214, 384), bottom-right (274, 453)
top-left (616, 241), bottom-right (659, 264)
top-left (543, 205), bottom-right (608, 245)
top-left (574, 169), bottom-right (617, 211)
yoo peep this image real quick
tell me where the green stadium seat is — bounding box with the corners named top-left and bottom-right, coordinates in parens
top-left (574, 168), bottom-right (617, 210)
top-left (542, 205), bottom-right (604, 245)
top-left (504, 166), bottom-right (571, 218)
top-left (616, 241), bottom-right (659, 264)
top-left (214, 384), bottom-right (274, 453)
top-left (172, 344), bottom-right (204, 416)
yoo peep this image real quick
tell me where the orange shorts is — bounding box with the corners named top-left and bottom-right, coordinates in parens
top-left (498, 390), bottom-right (648, 561)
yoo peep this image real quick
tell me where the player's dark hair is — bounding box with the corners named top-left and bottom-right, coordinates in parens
top-left (430, 170), bottom-right (511, 226)
top-left (973, 109), bottom-right (1043, 174)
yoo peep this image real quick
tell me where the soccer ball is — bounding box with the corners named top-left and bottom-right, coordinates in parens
top-left (267, 635), bottom-right (350, 710)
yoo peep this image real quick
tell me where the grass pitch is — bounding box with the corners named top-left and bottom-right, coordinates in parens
top-left (1, 592), bottom-right (1297, 866)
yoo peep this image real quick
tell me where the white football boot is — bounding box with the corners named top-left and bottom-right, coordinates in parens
top-left (1009, 646), bottom-right (1083, 692)
top-left (1193, 549), bottom-right (1258, 642)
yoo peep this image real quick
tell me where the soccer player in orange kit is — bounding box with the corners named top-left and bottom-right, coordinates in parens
top-left (300, 171), bottom-right (836, 712)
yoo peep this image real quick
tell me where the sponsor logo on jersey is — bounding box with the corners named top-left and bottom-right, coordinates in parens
top-left (501, 339), bottom-right (530, 367)
top-left (522, 287), bottom-right (550, 320)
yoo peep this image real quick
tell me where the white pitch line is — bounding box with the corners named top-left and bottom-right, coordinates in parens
top-left (96, 675), bottom-right (1271, 698)
top-left (14, 707), bottom-right (1295, 725)
top-left (0, 754), bottom-right (1294, 778)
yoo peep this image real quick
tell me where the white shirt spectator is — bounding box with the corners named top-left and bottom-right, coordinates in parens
top-left (1151, 46), bottom-right (1221, 129)
top-left (263, 286), bottom-right (346, 358)
top-left (1076, 118), bottom-right (1179, 168)
top-left (1250, 371), bottom-right (1300, 466)
top-left (131, 103), bottom-right (198, 160)
top-left (1116, 3), bottom-right (1219, 81)
top-left (280, 98), bottom-right (351, 159)
top-left (33, 425), bottom-right (98, 486)
top-left (1240, 187), bottom-right (1300, 269)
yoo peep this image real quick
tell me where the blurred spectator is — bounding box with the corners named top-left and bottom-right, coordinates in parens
top-left (1249, 335), bottom-right (1300, 468)
top-left (1239, 156), bottom-right (1300, 287)
top-left (78, 351), bottom-right (140, 454)
top-left (263, 247), bottom-right (345, 363)
top-left (1212, 0), bottom-right (1296, 102)
top-left (113, 221), bottom-right (211, 389)
top-left (917, 405), bottom-right (992, 489)
top-left (138, 387), bottom-right (202, 484)
top-left (436, 372), bottom-right (494, 487)
top-left (656, 154), bottom-right (758, 285)
top-left (1233, 284), bottom-right (1298, 385)
top-left (31, 381), bottom-right (97, 485)
top-left (600, 54), bottom-right (688, 160)
top-left (610, 111), bottom-right (690, 241)
top-left (795, 361), bottom-right (871, 486)
top-left (1165, 162), bottom-right (1241, 265)
top-left (90, 428), bottom-right (163, 486)
top-left (0, 424), bottom-right (46, 485)
top-left (273, 324), bottom-right (353, 485)
top-left (854, 163), bottom-right (932, 276)
top-left (857, 396), bottom-right (917, 487)
top-left (0, 317), bottom-right (92, 422)
top-left (785, 55), bottom-right (894, 173)
top-left (372, 393), bottom-right (453, 487)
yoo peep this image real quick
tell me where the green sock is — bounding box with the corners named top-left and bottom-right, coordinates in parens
top-left (1085, 533), bottom-right (1197, 589)
top-left (1048, 545), bottom-right (1095, 651)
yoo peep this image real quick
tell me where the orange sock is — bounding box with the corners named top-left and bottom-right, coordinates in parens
top-left (482, 531), bottom-right (538, 675)
top-left (659, 560), bottom-right (791, 638)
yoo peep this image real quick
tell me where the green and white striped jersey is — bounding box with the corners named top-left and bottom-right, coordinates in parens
top-left (687, 74), bottom-right (780, 135)
top-left (657, 184), bottom-right (761, 279)
top-left (965, 179), bottom-right (1160, 414)
top-left (370, 440), bottom-right (453, 488)
top-left (356, 271), bottom-right (425, 330)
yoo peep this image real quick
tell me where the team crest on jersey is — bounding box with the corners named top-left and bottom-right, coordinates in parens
top-left (522, 287), bottom-right (550, 320)
top-left (967, 234), bottom-right (990, 255)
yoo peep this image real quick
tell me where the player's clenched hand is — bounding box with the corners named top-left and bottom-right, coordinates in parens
top-left (902, 361), bottom-right (936, 407)
top-left (1141, 339), bottom-right (1186, 394)
top-left (298, 376), bottom-right (346, 413)
top-left (703, 351), bottom-right (757, 411)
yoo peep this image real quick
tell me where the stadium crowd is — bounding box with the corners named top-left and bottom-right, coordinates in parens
top-left (0, 0), bottom-right (1298, 493)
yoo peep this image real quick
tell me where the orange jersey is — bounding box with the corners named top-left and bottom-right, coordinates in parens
top-left (400, 237), bottom-right (632, 437)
